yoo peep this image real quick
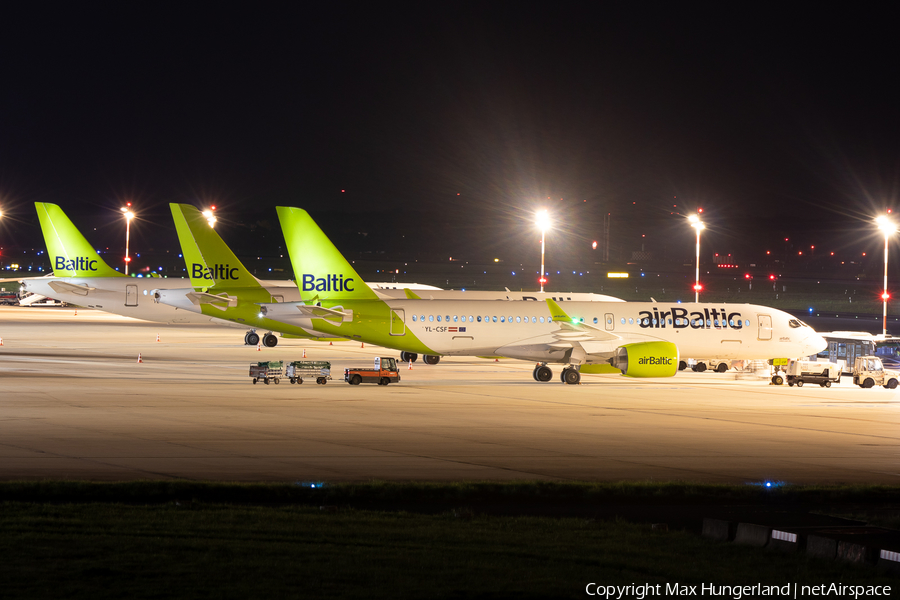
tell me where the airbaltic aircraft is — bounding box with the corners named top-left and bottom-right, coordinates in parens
top-left (157, 205), bottom-right (827, 383)
top-left (25, 203), bottom-right (621, 347)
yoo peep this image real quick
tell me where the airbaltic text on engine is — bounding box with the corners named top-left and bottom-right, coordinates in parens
top-left (192, 263), bottom-right (240, 280)
top-left (55, 256), bottom-right (98, 271)
top-left (302, 274), bottom-right (354, 292)
top-left (639, 307), bottom-right (743, 329)
top-left (637, 356), bottom-right (674, 365)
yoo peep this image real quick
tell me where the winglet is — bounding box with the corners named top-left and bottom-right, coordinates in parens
top-left (276, 206), bottom-right (378, 301)
top-left (35, 203), bottom-right (126, 278)
top-left (546, 298), bottom-right (572, 323)
top-left (404, 288), bottom-right (422, 300)
top-left (170, 204), bottom-right (261, 290)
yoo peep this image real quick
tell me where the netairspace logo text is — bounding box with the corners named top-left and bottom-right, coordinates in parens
top-left (585, 583), bottom-right (892, 600)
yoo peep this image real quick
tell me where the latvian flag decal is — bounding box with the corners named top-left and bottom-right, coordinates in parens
top-left (448, 327), bottom-right (466, 333)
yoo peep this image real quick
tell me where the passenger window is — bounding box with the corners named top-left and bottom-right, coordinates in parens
top-left (420, 315), bottom-right (424, 322)
top-left (540, 316), bottom-right (545, 323)
top-left (516, 316), bottom-right (521, 323)
top-left (500, 316), bottom-right (505, 322)
top-left (437, 315), bottom-right (442, 322)
top-left (445, 316), bottom-right (450, 322)
top-left (429, 315), bottom-right (434, 322)
top-left (652, 319), bottom-right (657, 325)
top-left (508, 316), bottom-right (513, 323)
top-left (593, 317), bottom-right (598, 324)
top-left (621, 318), bottom-right (626, 325)
top-left (706, 320), bottom-right (711, 327)
top-left (628, 318), bottom-right (634, 324)
top-left (477, 316), bottom-right (482, 322)
top-left (492, 316), bottom-right (498, 323)
top-left (412, 315), bottom-right (417, 322)
top-left (667, 318), bottom-right (672, 325)
top-left (745, 320), bottom-right (750, 327)
top-left (453, 315), bottom-right (458, 322)
top-left (469, 316), bottom-right (474, 322)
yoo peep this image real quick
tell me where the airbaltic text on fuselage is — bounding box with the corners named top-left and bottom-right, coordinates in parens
top-left (192, 263), bottom-right (240, 281)
top-left (55, 256), bottom-right (98, 271)
top-left (639, 307), bottom-right (743, 329)
top-left (302, 274), bottom-right (354, 292)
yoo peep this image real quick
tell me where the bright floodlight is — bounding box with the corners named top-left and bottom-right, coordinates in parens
top-left (536, 209), bottom-right (551, 232)
top-left (202, 209), bottom-right (217, 228)
top-left (688, 213), bottom-right (704, 230)
top-left (121, 207), bottom-right (135, 221)
top-left (877, 215), bottom-right (896, 235)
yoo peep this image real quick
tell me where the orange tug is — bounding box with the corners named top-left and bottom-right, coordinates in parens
top-left (344, 357), bottom-right (401, 386)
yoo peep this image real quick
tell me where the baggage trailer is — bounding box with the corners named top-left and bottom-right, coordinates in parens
top-left (249, 361), bottom-right (284, 385)
top-left (286, 361), bottom-right (332, 385)
top-left (785, 359), bottom-right (841, 387)
top-left (344, 357), bottom-right (401, 386)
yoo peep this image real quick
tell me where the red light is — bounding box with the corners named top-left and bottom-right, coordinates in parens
top-left (693, 284), bottom-right (702, 291)
top-left (766, 251), bottom-right (770, 255)
top-left (126, 202), bottom-right (131, 207)
top-left (698, 208), bottom-right (703, 213)
top-left (769, 275), bottom-right (775, 280)
top-left (830, 252), bottom-right (834, 256)
top-left (863, 253), bottom-right (867, 256)
top-left (124, 257), bottom-right (131, 262)
top-left (744, 274), bottom-right (751, 279)
top-left (785, 238), bottom-right (789, 242)
top-left (592, 241), bottom-right (598, 250)
top-left (883, 293), bottom-right (891, 300)
top-left (210, 205), bottom-right (216, 210)
top-left (539, 277), bottom-right (547, 284)
top-left (798, 251), bottom-right (803, 255)
top-left (341, 189), bottom-right (345, 193)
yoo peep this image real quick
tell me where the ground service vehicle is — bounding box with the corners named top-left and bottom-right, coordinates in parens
top-left (852, 356), bottom-right (900, 389)
top-left (250, 361), bottom-right (283, 385)
top-left (286, 361), bottom-right (331, 384)
top-left (785, 359), bottom-right (841, 387)
top-left (345, 357), bottom-right (401, 386)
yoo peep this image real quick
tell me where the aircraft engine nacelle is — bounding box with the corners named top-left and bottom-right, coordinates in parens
top-left (609, 341), bottom-right (679, 378)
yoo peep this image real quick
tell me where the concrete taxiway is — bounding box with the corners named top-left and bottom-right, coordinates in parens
top-left (1, 306), bottom-right (899, 483)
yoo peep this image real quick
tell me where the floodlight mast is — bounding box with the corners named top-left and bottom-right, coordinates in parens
top-left (689, 213), bottom-right (704, 302)
top-left (877, 215), bottom-right (896, 336)
top-left (536, 210), bottom-right (550, 293)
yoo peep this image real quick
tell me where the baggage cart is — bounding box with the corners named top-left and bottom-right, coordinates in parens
top-left (286, 361), bottom-right (332, 385)
top-left (249, 361), bottom-right (284, 385)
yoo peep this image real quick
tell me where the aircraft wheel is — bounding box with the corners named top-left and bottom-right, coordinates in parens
top-left (535, 366), bottom-right (553, 382)
top-left (772, 375), bottom-right (784, 385)
top-left (887, 379), bottom-right (898, 389)
top-left (247, 332), bottom-right (260, 346)
top-left (263, 333), bottom-right (278, 347)
top-left (532, 366), bottom-right (539, 381)
top-left (678, 361), bottom-right (687, 371)
top-left (400, 351), bottom-right (408, 362)
top-left (562, 368), bottom-right (581, 385)
top-left (796, 380), bottom-right (803, 387)
top-left (424, 355), bottom-right (440, 365)
top-left (349, 375), bottom-right (362, 386)
top-left (716, 363), bottom-right (728, 373)
top-left (408, 353), bottom-right (418, 363)
top-left (863, 378), bottom-right (875, 389)
top-left (244, 331), bottom-right (252, 345)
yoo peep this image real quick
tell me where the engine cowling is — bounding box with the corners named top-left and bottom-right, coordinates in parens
top-left (609, 341), bottom-right (679, 378)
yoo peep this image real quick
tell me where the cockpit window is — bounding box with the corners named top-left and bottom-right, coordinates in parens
top-left (788, 319), bottom-right (802, 328)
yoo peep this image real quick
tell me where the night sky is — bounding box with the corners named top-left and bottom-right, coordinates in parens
top-left (2, 5), bottom-right (900, 267)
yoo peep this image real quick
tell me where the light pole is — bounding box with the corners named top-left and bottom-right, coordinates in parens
top-left (536, 209), bottom-right (550, 293)
top-left (689, 213), bottom-right (704, 302)
top-left (121, 205), bottom-right (135, 275)
top-left (877, 215), bottom-right (896, 336)
top-left (203, 206), bottom-right (217, 228)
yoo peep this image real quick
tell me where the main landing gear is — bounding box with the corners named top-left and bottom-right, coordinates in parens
top-left (245, 330), bottom-right (278, 347)
top-left (400, 351), bottom-right (419, 363)
top-left (532, 363), bottom-right (581, 384)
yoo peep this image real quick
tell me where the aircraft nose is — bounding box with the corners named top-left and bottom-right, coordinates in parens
top-left (807, 331), bottom-right (827, 355)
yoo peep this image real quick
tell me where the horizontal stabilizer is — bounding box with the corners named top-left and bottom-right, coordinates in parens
top-left (48, 281), bottom-right (98, 296)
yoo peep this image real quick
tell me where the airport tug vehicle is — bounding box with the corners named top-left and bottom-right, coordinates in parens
top-left (784, 359), bottom-right (841, 388)
top-left (249, 361), bottom-right (284, 385)
top-left (344, 357), bottom-right (401, 386)
top-left (852, 356), bottom-right (900, 389)
top-left (286, 361), bottom-right (332, 385)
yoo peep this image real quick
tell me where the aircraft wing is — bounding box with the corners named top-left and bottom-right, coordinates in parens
top-left (257, 302), bottom-right (352, 324)
top-left (545, 299), bottom-right (625, 358)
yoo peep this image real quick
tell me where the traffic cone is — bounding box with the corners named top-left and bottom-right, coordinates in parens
top-left (495, 358), bottom-right (499, 362)
top-left (361, 342), bottom-right (365, 348)
top-left (0, 337), bottom-right (4, 346)
top-left (156, 334), bottom-right (160, 342)
top-left (408, 360), bottom-right (412, 370)
top-left (137, 353), bottom-right (142, 363)
top-left (329, 341), bottom-right (333, 345)
top-left (257, 342), bottom-right (261, 351)
top-left (302, 348), bottom-right (307, 358)
top-left (74, 309), bottom-right (77, 316)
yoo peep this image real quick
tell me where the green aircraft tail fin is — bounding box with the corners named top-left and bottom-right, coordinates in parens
top-left (35, 203), bottom-right (126, 278)
top-left (276, 206), bottom-right (378, 301)
top-left (169, 204), bottom-right (261, 289)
